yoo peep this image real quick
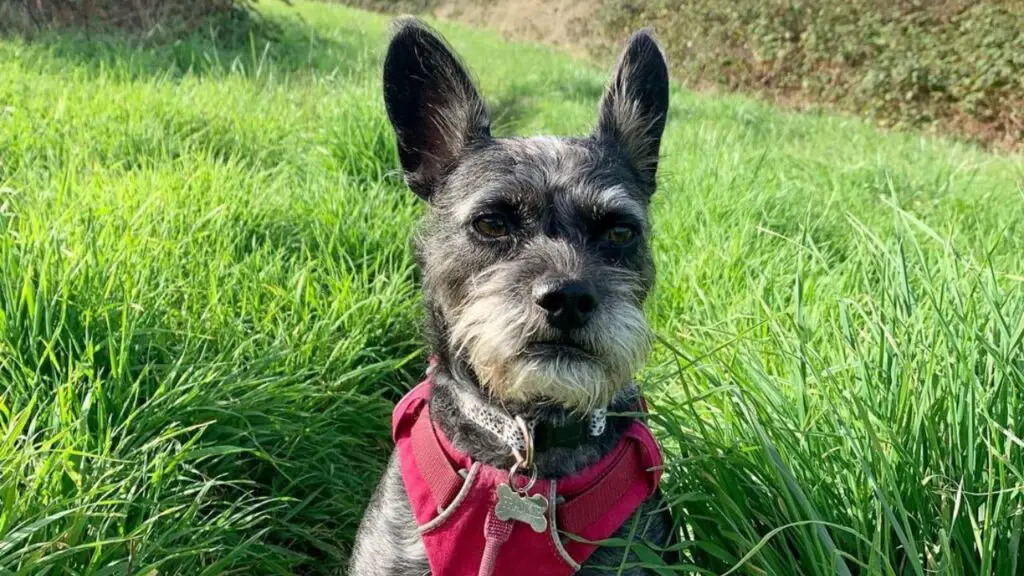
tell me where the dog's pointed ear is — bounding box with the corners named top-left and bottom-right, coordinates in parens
top-left (595, 29), bottom-right (669, 189)
top-left (383, 17), bottom-right (491, 200)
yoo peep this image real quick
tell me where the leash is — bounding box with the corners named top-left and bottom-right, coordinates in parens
top-left (479, 416), bottom-right (541, 576)
top-left (479, 510), bottom-right (514, 576)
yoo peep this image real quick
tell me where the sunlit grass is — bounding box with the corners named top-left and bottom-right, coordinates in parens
top-left (1, 2), bottom-right (1022, 573)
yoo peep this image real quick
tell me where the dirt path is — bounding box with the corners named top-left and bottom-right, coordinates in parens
top-left (431, 0), bottom-right (597, 57)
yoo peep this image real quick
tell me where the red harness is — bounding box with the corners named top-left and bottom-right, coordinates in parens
top-left (393, 375), bottom-right (663, 575)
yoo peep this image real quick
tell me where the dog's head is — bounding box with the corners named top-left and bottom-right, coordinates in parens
top-left (383, 18), bottom-right (669, 411)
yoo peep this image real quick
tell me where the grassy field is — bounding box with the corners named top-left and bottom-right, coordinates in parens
top-left (1, 1), bottom-right (1022, 574)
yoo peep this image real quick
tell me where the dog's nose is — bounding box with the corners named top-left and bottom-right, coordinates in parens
top-left (533, 280), bottom-right (599, 330)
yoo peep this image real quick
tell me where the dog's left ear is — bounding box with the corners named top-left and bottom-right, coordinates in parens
top-left (595, 30), bottom-right (669, 189)
top-left (383, 17), bottom-right (491, 200)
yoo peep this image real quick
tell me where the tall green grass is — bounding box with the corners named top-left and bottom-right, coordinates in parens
top-left (1, 2), bottom-right (1021, 574)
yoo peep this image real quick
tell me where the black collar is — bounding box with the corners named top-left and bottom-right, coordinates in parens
top-left (532, 418), bottom-right (595, 450)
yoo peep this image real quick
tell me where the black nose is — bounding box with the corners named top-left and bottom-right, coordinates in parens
top-left (533, 279), bottom-right (599, 330)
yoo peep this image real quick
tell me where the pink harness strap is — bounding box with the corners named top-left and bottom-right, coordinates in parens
top-left (410, 407), bottom-right (463, 509)
top-left (393, 376), bottom-right (663, 576)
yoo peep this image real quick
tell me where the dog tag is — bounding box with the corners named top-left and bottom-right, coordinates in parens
top-left (494, 483), bottom-right (548, 533)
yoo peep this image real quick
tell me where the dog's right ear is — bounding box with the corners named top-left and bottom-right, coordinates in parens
top-left (383, 18), bottom-right (491, 200)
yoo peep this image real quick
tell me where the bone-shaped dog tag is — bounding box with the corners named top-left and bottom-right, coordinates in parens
top-left (494, 483), bottom-right (548, 533)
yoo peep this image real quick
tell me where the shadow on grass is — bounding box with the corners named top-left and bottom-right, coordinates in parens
top-left (488, 73), bottom-right (607, 136)
top-left (489, 88), bottom-right (535, 136)
top-left (553, 73), bottom-right (605, 103)
top-left (9, 7), bottom-right (374, 80)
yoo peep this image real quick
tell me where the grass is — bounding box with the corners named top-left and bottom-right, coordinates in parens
top-left (0, 2), bottom-right (1022, 574)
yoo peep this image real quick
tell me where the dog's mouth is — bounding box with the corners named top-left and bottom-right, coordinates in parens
top-left (524, 339), bottom-right (596, 360)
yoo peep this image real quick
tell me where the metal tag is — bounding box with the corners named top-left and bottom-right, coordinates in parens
top-left (494, 483), bottom-right (548, 533)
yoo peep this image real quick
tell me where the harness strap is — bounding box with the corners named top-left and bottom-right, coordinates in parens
top-left (557, 438), bottom-right (644, 534)
top-left (410, 401), bottom-right (463, 510)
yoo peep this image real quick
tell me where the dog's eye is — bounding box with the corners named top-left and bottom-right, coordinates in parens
top-left (472, 214), bottom-right (510, 238)
top-left (602, 225), bottom-right (636, 246)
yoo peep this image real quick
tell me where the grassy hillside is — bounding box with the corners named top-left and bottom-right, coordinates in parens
top-left (1, 1), bottom-right (1022, 574)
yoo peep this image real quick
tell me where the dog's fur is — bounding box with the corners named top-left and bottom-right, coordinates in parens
top-left (348, 17), bottom-right (674, 575)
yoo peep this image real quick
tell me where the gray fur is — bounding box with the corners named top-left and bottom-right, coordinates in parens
top-left (349, 17), bottom-right (674, 575)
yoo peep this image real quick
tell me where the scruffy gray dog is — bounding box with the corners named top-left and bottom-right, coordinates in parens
top-left (349, 17), bottom-right (674, 575)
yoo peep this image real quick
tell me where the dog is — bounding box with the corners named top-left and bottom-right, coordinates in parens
top-left (348, 17), bottom-right (674, 576)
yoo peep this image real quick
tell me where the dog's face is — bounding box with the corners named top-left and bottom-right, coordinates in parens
top-left (383, 19), bottom-right (669, 411)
